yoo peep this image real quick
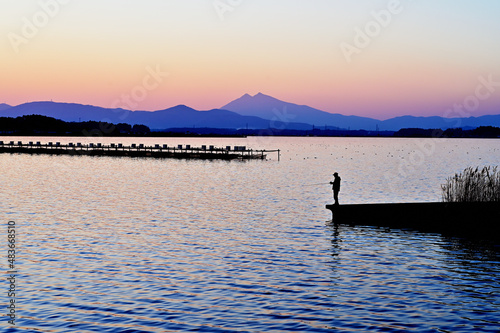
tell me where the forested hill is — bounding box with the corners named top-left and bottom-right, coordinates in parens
top-left (0, 115), bottom-right (150, 136)
top-left (1, 115), bottom-right (499, 138)
top-left (394, 126), bottom-right (500, 138)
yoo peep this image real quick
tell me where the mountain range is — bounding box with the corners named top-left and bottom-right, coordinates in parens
top-left (0, 103), bottom-right (12, 111)
top-left (1, 94), bottom-right (499, 131)
top-left (222, 93), bottom-right (381, 130)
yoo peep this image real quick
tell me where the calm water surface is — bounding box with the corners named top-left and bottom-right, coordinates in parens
top-left (1, 137), bottom-right (499, 332)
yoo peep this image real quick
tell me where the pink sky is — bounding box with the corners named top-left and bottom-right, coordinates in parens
top-left (1, 1), bottom-right (499, 120)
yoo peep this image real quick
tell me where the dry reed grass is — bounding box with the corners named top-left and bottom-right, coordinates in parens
top-left (442, 166), bottom-right (500, 202)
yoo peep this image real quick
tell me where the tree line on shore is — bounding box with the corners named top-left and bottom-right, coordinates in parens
top-left (393, 127), bottom-right (500, 138)
top-left (1, 114), bottom-right (500, 138)
top-left (0, 115), bottom-right (150, 136)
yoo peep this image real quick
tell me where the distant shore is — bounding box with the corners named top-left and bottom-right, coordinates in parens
top-left (0, 132), bottom-right (247, 138)
top-left (1, 115), bottom-right (499, 139)
top-left (3, 129), bottom-right (500, 139)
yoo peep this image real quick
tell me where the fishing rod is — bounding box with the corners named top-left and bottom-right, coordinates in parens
top-left (303, 180), bottom-right (349, 187)
top-left (276, 182), bottom-right (330, 189)
top-left (302, 183), bottom-right (331, 187)
top-left (276, 182), bottom-right (345, 189)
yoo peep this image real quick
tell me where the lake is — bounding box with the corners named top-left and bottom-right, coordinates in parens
top-left (1, 136), bottom-right (499, 332)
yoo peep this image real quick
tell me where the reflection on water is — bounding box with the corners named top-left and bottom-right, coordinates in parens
top-left (325, 223), bottom-right (499, 332)
top-left (1, 137), bottom-right (499, 332)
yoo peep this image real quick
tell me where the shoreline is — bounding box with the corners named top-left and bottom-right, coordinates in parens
top-left (2, 134), bottom-right (500, 139)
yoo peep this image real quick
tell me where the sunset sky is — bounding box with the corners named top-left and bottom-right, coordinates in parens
top-left (1, 0), bottom-right (500, 119)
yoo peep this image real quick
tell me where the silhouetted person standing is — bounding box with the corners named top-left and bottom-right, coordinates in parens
top-left (330, 173), bottom-right (341, 205)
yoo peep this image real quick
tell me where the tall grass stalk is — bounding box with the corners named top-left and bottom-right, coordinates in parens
top-left (442, 166), bottom-right (500, 202)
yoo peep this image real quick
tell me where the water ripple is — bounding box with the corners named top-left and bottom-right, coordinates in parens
top-left (1, 137), bottom-right (499, 332)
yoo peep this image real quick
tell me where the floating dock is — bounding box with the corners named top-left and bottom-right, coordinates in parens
top-left (0, 140), bottom-right (280, 160)
top-left (326, 202), bottom-right (500, 240)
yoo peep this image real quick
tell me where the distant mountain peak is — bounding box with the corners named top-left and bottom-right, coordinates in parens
top-left (0, 103), bottom-right (12, 111)
top-left (251, 92), bottom-right (276, 99)
top-left (156, 104), bottom-right (197, 113)
top-left (235, 92), bottom-right (276, 99)
top-left (222, 92), bottom-right (386, 130)
top-left (226, 92), bottom-right (283, 107)
top-left (253, 92), bottom-right (279, 101)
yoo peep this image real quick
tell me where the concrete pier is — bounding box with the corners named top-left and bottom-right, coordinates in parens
top-left (326, 202), bottom-right (500, 240)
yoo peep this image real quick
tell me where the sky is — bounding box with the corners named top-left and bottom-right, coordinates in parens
top-left (1, 0), bottom-right (500, 120)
